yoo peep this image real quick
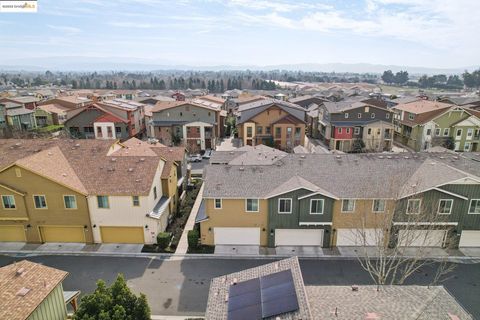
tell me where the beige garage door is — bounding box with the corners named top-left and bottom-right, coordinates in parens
top-left (100, 226), bottom-right (145, 244)
top-left (214, 227), bottom-right (260, 245)
top-left (336, 228), bottom-right (383, 246)
top-left (275, 229), bottom-right (324, 246)
top-left (459, 231), bottom-right (480, 247)
top-left (40, 226), bottom-right (85, 243)
top-left (0, 225), bottom-right (26, 242)
top-left (398, 229), bottom-right (446, 247)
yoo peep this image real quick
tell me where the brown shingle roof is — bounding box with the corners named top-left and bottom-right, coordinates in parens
top-left (0, 139), bottom-right (164, 196)
top-left (0, 260), bottom-right (68, 320)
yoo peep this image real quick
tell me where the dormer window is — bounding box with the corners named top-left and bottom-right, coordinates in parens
top-left (357, 113), bottom-right (362, 118)
top-left (409, 113), bottom-right (414, 120)
top-left (344, 113), bottom-right (349, 119)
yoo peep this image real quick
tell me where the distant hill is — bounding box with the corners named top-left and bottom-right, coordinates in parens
top-left (0, 56), bottom-right (477, 75)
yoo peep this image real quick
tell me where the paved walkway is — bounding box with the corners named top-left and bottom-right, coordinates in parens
top-left (175, 184), bottom-right (204, 255)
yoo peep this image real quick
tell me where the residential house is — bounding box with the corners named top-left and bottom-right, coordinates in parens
top-left (34, 89), bottom-right (56, 101)
top-left (226, 94), bottom-right (265, 114)
top-left (318, 100), bottom-right (394, 152)
top-left (96, 99), bottom-right (146, 137)
top-left (138, 95), bottom-right (175, 105)
top-left (149, 100), bottom-right (220, 152)
top-left (111, 90), bottom-right (137, 100)
top-left (38, 96), bottom-right (93, 110)
top-left (64, 104), bottom-right (130, 139)
top-left (236, 99), bottom-right (306, 151)
top-left (206, 257), bottom-right (472, 320)
top-left (171, 91), bottom-right (186, 101)
top-left (199, 151), bottom-right (480, 249)
top-left (393, 100), bottom-right (453, 151)
top-left (36, 103), bottom-right (71, 125)
top-left (288, 95), bottom-right (329, 109)
top-left (439, 96), bottom-right (480, 110)
top-left (0, 260), bottom-right (79, 320)
top-left (0, 96), bottom-right (39, 110)
top-left (0, 138), bottom-right (173, 244)
top-left (0, 101), bottom-right (37, 131)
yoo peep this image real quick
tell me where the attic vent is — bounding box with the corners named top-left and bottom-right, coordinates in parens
top-left (140, 158), bottom-right (145, 162)
top-left (107, 167), bottom-right (115, 172)
top-left (378, 155), bottom-right (384, 159)
top-left (128, 168), bottom-right (134, 172)
top-left (135, 179), bottom-right (141, 183)
top-left (16, 287), bottom-right (30, 297)
top-left (229, 151), bottom-right (234, 154)
top-left (62, 173), bottom-right (67, 177)
top-left (453, 156), bottom-right (459, 160)
top-left (336, 155), bottom-right (341, 159)
top-left (300, 155), bottom-right (306, 158)
top-left (386, 156), bottom-right (392, 159)
top-left (239, 167), bottom-right (245, 171)
top-left (33, 148), bottom-right (41, 153)
top-left (16, 268), bottom-right (25, 276)
top-left (111, 158), bottom-right (117, 162)
top-left (430, 162), bottom-right (436, 165)
top-left (15, 142), bottom-right (22, 147)
top-left (440, 156), bottom-right (445, 159)
top-left (403, 156), bottom-right (410, 159)
top-left (351, 285), bottom-right (359, 291)
top-left (75, 144), bottom-right (80, 147)
top-left (47, 152), bottom-right (53, 156)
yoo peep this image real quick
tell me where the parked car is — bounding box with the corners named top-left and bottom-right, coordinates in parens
top-left (188, 154), bottom-right (202, 162)
top-left (202, 149), bottom-right (212, 159)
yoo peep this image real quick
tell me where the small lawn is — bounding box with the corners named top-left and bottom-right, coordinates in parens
top-left (36, 124), bottom-right (64, 133)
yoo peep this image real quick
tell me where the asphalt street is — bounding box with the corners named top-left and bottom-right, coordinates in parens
top-left (1, 255), bottom-right (479, 318)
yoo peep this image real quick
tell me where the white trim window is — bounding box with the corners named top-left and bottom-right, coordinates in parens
top-left (434, 128), bottom-right (441, 136)
top-left (357, 113), bottom-right (362, 119)
top-left (443, 128), bottom-right (450, 136)
top-left (33, 195), bottom-right (47, 209)
top-left (1, 195), bottom-right (16, 209)
top-left (469, 199), bottom-right (480, 214)
top-left (354, 127), bottom-right (360, 135)
top-left (344, 113), bottom-right (349, 119)
top-left (437, 199), bottom-right (453, 215)
top-left (341, 199), bottom-right (355, 212)
top-left (245, 199), bottom-right (259, 212)
top-left (214, 198), bottom-right (222, 209)
top-left (371, 113), bottom-right (375, 119)
top-left (278, 198), bottom-right (292, 214)
top-left (372, 199), bottom-right (386, 212)
top-left (406, 199), bottom-right (421, 214)
top-left (97, 195), bottom-right (109, 209)
top-left (464, 142), bottom-right (471, 152)
top-left (386, 113), bottom-right (390, 120)
top-left (310, 199), bottom-right (324, 214)
top-left (132, 195), bottom-right (140, 207)
top-left (64, 195), bottom-right (77, 209)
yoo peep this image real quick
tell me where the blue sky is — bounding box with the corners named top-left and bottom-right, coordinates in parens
top-left (0, 0), bottom-right (479, 68)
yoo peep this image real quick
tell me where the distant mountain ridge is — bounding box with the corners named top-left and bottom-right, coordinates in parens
top-left (0, 56), bottom-right (477, 75)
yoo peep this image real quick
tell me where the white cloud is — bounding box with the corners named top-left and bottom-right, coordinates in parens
top-left (108, 22), bottom-right (159, 28)
top-left (47, 25), bottom-right (81, 34)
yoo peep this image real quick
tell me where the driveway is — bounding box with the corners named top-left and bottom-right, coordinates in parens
top-left (0, 255), bottom-right (479, 318)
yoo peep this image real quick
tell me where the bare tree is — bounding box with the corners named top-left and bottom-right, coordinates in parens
top-left (342, 175), bottom-right (456, 287)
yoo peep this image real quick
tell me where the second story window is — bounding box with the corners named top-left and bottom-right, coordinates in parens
top-left (64, 195), bottom-right (77, 209)
top-left (257, 126), bottom-right (263, 134)
top-left (409, 113), bottom-right (415, 120)
top-left (406, 199), bottom-right (421, 214)
top-left (97, 195), bottom-right (109, 209)
top-left (354, 127), bottom-right (360, 135)
top-left (246, 127), bottom-right (253, 138)
top-left (344, 113), bottom-right (349, 119)
top-left (341, 199), bottom-right (355, 212)
top-left (434, 128), bottom-right (440, 136)
top-left (469, 199), bottom-right (480, 214)
top-left (107, 126), bottom-right (113, 138)
top-left (265, 127), bottom-right (271, 135)
top-left (278, 198), bottom-right (292, 214)
top-left (338, 128), bottom-right (342, 134)
top-left (357, 113), bottom-right (362, 119)
top-left (153, 186), bottom-right (157, 200)
top-left (246, 199), bottom-right (259, 212)
top-left (437, 199), bottom-right (453, 214)
top-left (386, 113), bottom-right (390, 119)
top-left (372, 199), bottom-right (385, 212)
top-left (1, 195), bottom-right (16, 209)
top-left (371, 113), bottom-right (375, 119)
top-left (346, 128), bottom-right (350, 134)
top-left (96, 126), bottom-right (102, 137)
top-left (33, 195), bottom-right (47, 209)
top-left (310, 199), bottom-right (324, 214)
top-left (132, 196), bottom-right (140, 207)
top-left (214, 198), bottom-right (222, 209)
top-left (443, 128), bottom-right (450, 136)
top-left (275, 127), bottom-right (281, 138)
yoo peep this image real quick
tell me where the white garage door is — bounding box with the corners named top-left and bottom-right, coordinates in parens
top-left (214, 227), bottom-right (260, 245)
top-left (459, 231), bottom-right (480, 247)
top-left (336, 228), bottom-right (383, 246)
top-left (275, 229), bottom-right (324, 246)
top-left (398, 229), bottom-right (446, 247)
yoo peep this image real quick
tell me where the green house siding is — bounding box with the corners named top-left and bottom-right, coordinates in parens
top-left (434, 109), bottom-right (469, 129)
top-left (28, 284), bottom-right (67, 320)
top-left (267, 189), bottom-right (334, 248)
top-left (392, 185), bottom-right (480, 248)
top-left (440, 184), bottom-right (480, 232)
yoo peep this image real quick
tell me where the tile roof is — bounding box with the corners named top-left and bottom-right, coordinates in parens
top-left (0, 260), bottom-right (68, 320)
top-left (203, 153), bottom-right (478, 199)
top-left (306, 285), bottom-right (472, 319)
top-left (206, 257), bottom-right (312, 320)
top-left (97, 99), bottom-right (144, 111)
top-left (400, 107), bottom-right (452, 126)
top-left (237, 99), bottom-right (306, 124)
top-left (210, 145), bottom-right (287, 166)
top-left (151, 100), bottom-right (219, 113)
top-left (95, 112), bottom-right (127, 123)
top-left (6, 107), bottom-right (34, 116)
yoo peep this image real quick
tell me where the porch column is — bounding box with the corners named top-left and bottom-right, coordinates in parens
top-left (200, 125), bottom-right (206, 150)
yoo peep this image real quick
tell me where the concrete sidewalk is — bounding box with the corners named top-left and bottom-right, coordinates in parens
top-left (175, 184), bottom-right (204, 255)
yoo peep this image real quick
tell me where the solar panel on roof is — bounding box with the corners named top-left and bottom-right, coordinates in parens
top-left (227, 270), bottom-right (299, 320)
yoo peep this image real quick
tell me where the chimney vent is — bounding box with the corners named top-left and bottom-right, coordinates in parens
top-left (351, 285), bottom-right (359, 291)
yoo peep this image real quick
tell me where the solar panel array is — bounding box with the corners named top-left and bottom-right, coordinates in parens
top-left (227, 270), bottom-right (299, 320)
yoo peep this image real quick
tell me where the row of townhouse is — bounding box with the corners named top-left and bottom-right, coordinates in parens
top-left (393, 99), bottom-right (480, 152)
top-left (303, 97), bottom-right (395, 152)
top-left (0, 138), bottom-right (186, 244)
top-left (235, 99), bottom-right (307, 151)
top-left (197, 145), bottom-right (480, 249)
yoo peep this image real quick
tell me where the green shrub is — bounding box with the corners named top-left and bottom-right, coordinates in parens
top-left (188, 230), bottom-right (199, 249)
top-left (157, 232), bottom-right (171, 249)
